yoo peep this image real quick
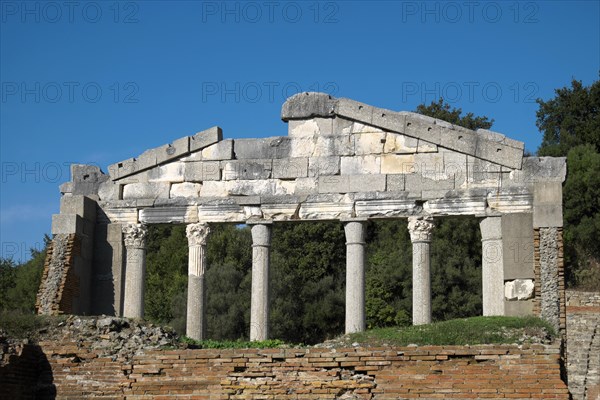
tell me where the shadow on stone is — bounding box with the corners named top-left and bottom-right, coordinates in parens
top-left (0, 344), bottom-right (56, 399)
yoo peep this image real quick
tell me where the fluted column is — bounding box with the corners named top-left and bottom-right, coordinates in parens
top-left (122, 223), bottom-right (148, 319)
top-left (186, 223), bottom-right (210, 341)
top-left (250, 223), bottom-right (271, 341)
top-left (344, 221), bottom-right (366, 334)
top-left (408, 217), bottom-right (435, 325)
top-left (480, 217), bottom-right (505, 316)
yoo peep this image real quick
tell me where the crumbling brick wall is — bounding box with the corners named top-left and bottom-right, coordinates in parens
top-left (1, 343), bottom-right (570, 399)
top-left (566, 290), bottom-right (600, 400)
top-left (35, 234), bottom-right (80, 315)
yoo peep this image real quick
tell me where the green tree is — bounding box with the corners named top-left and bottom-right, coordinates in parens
top-left (537, 79), bottom-right (600, 157)
top-left (0, 236), bottom-right (48, 313)
top-left (536, 79), bottom-right (600, 288)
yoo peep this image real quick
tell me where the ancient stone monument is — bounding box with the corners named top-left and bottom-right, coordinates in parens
top-left (37, 92), bottom-right (567, 342)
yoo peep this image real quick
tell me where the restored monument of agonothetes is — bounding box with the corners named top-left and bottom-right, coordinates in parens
top-left (28, 93), bottom-right (572, 398)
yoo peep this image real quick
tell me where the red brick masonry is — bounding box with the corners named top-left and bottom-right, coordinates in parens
top-left (1, 342), bottom-right (570, 399)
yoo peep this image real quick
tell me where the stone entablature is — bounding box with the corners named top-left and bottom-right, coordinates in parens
top-left (60, 92), bottom-right (564, 227)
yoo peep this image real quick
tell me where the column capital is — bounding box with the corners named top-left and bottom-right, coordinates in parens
top-left (251, 224), bottom-right (271, 247)
top-left (408, 216), bottom-right (435, 242)
top-left (344, 221), bottom-right (366, 245)
top-left (186, 223), bottom-right (210, 246)
top-left (122, 223), bottom-right (148, 248)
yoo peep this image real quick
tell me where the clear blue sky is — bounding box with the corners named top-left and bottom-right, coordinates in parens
top-left (1, 0), bottom-right (598, 262)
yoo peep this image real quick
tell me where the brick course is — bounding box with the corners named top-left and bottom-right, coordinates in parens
top-left (1, 342), bottom-right (569, 399)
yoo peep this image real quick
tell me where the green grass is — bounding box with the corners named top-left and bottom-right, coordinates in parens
top-left (180, 337), bottom-right (288, 349)
top-left (0, 310), bottom-right (65, 340)
top-left (348, 316), bottom-right (556, 346)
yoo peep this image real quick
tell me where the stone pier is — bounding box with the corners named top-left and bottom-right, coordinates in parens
top-left (186, 223), bottom-right (210, 341)
top-left (122, 224), bottom-right (148, 319)
top-left (408, 217), bottom-right (434, 325)
top-left (480, 217), bottom-right (505, 316)
top-left (250, 223), bottom-right (271, 341)
top-left (344, 221), bottom-right (366, 334)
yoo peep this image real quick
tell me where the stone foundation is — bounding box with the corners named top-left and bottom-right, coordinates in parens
top-left (0, 342), bottom-right (569, 399)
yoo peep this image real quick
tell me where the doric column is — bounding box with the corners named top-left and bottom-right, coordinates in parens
top-left (250, 223), bottom-right (271, 341)
top-left (480, 217), bottom-right (505, 316)
top-left (122, 223), bottom-right (148, 319)
top-left (186, 223), bottom-right (210, 341)
top-left (344, 221), bottom-right (366, 334)
top-left (408, 216), bottom-right (435, 325)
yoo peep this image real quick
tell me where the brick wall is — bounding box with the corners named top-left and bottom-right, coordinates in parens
top-left (566, 290), bottom-right (600, 400)
top-left (35, 233), bottom-right (81, 315)
top-left (1, 342), bottom-right (569, 399)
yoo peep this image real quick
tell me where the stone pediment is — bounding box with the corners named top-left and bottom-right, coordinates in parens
top-left (57, 92), bottom-right (566, 225)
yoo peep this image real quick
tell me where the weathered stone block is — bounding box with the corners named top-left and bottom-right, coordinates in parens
top-left (505, 279), bottom-right (535, 300)
top-left (170, 182), bottom-right (202, 198)
top-left (318, 174), bottom-right (386, 193)
top-left (355, 199), bottom-right (417, 218)
top-left (533, 182), bottom-right (563, 228)
top-left (340, 156), bottom-right (381, 175)
top-left (475, 138), bottom-right (523, 170)
top-left (308, 157), bottom-right (340, 176)
top-left (139, 206), bottom-right (198, 224)
top-left (228, 179), bottom-right (295, 196)
top-left (197, 203), bottom-right (246, 222)
top-left (487, 188), bottom-right (533, 214)
top-left (60, 195), bottom-right (97, 222)
top-left (416, 139), bottom-right (438, 153)
top-left (293, 177), bottom-right (318, 195)
top-left (147, 162), bottom-right (185, 183)
top-left (354, 132), bottom-right (385, 155)
top-left (403, 114), bottom-right (442, 145)
top-left (298, 194), bottom-right (353, 220)
top-left (199, 181), bottom-right (228, 197)
top-left (272, 158), bottom-right (308, 179)
top-left (202, 139), bottom-right (234, 160)
top-left (381, 154), bottom-right (416, 174)
top-left (102, 208), bottom-right (138, 224)
top-left (313, 135), bottom-right (354, 157)
top-left (332, 116), bottom-right (354, 135)
top-left (234, 137), bottom-right (291, 159)
top-left (384, 133), bottom-right (418, 154)
top-left (439, 127), bottom-right (477, 155)
top-left (222, 159), bottom-right (272, 180)
top-left (122, 183), bottom-right (170, 200)
top-left (184, 161), bottom-right (221, 182)
top-left (281, 92), bottom-right (337, 121)
top-left (372, 111), bottom-right (406, 135)
top-left (386, 174), bottom-right (405, 191)
top-left (189, 126), bottom-right (222, 152)
top-left (336, 98), bottom-right (374, 124)
top-left (156, 136), bottom-right (190, 165)
top-left (502, 213), bottom-right (535, 279)
top-left (52, 214), bottom-right (84, 235)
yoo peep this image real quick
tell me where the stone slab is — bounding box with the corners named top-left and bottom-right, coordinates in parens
top-left (190, 126), bottom-right (222, 152)
top-left (222, 159), bottom-right (272, 180)
top-left (139, 206), bottom-right (198, 224)
top-left (272, 158), bottom-right (308, 179)
top-left (184, 161), bottom-right (221, 181)
top-left (60, 195), bottom-right (97, 222)
top-left (202, 139), bottom-right (234, 160)
top-left (318, 174), bottom-right (386, 193)
top-left (234, 137), bottom-right (291, 159)
top-left (533, 182), bottom-right (563, 228)
top-left (52, 214), bottom-right (84, 235)
top-left (501, 213), bottom-right (535, 280)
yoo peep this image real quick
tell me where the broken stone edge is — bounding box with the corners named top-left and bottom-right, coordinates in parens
top-left (282, 92), bottom-right (524, 169)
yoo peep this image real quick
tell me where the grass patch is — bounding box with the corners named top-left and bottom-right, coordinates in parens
top-left (349, 316), bottom-right (556, 346)
top-left (0, 311), bottom-right (65, 340)
top-left (180, 337), bottom-right (288, 349)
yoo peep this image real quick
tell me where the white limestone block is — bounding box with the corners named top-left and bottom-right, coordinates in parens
top-left (505, 279), bottom-right (535, 300)
top-left (340, 155), bottom-right (381, 175)
top-left (170, 182), bottom-right (202, 198)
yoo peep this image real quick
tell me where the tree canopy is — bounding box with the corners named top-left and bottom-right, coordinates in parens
top-left (536, 78), bottom-right (600, 289)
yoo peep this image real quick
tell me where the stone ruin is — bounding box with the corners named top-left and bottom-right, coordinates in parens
top-left (37, 92), bottom-right (567, 343)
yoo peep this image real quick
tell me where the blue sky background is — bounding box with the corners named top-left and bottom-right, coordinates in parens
top-left (1, 0), bottom-right (598, 262)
